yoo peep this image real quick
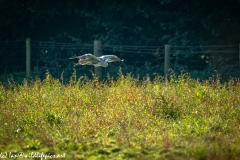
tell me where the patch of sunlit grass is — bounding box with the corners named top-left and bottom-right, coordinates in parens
top-left (0, 71), bottom-right (240, 159)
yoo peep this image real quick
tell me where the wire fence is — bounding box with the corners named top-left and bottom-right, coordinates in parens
top-left (0, 39), bottom-right (239, 80)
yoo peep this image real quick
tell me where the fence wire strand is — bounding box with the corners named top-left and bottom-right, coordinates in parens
top-left (0, 39), bottom-right (239, 75)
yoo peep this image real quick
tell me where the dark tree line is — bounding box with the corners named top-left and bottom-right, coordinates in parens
top-left (0, 0), bottom-right (240, 78)
top-left (1, 0), bottom-right (239, 44)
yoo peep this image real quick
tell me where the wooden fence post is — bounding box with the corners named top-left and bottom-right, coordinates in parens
top-left (26, 38), bottom-right (31, 79)
top-left (164, 44), bottom-right (170, 76)
top-left (94, 40), bottom-right (102, 81)
top-left (239, 43), bottom-right (240, 69)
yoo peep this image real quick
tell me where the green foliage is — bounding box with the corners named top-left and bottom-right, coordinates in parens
top-left (1, 0), bottom-right (240, 79)
top-left (1, 72), bottom-right (240, 159)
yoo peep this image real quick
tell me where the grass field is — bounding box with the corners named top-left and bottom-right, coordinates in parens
top-left (1, 72), bottom-right (240, 160)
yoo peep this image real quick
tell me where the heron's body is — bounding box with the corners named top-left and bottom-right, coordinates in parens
top-left (69, 53), bottom-right (123, 67)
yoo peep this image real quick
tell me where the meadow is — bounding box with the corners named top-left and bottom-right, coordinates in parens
top-left (0, 71), bottom-right (240, 160)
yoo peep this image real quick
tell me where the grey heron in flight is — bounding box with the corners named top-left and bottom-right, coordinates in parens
top-left (69, 53), bottom-right (123, 67)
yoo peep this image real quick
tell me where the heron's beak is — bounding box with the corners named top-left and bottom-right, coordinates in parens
top-left (69, 55), bottom-right (78, 59)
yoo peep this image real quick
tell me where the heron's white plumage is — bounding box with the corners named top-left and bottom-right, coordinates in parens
top-left (69, 53), bottom-right (123, 67)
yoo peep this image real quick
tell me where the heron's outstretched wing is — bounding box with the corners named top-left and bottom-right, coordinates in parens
top-left (70, 53), bottom-right (100, 64)
top-left (69, 53), bottom-right (91, 59)
top-left (73, 61), bottom-right (92, 67)
top-left (99, 55), bottom-right (123, 62)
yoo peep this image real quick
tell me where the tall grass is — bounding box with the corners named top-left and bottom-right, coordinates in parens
top-left (1, 72), bottom-right (240, 159)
